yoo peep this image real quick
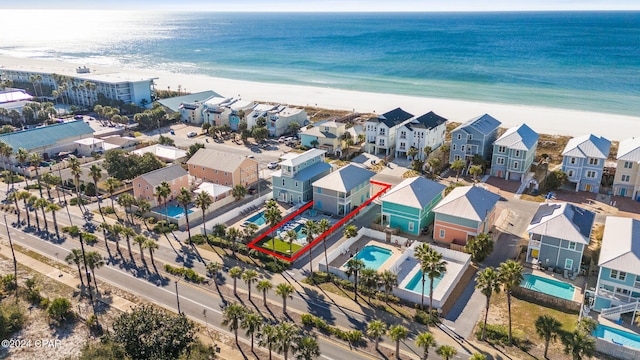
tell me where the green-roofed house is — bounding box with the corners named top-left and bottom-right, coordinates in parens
top-left (0, 120), bottom-right (94, 162)
top-left (312, 164), bottom-right (375, 216)
top-left (380, 177), bottom-right (446, 235)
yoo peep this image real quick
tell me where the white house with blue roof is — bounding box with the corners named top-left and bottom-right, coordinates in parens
top-left (449, 114), bottom-right (501, 164)
top-left (312, 164), bottom-right (375, 216)
top-left (612, 137), bottom-right (640, 200)
top-left (395, 111), bottom-right (447, 161)
top-left (271, 148), bottom-right (332, 204)
top-left (525, 202), bottom-right (595, 273)
top-left (561, 134), bottom-right (611, 193)
top-left (365, 108), bottom-right (414, 156)
top-left (0, 120), bottom-right (94, 162)
top-left (592, 216), bottom-right (640, 317)
top-left (490, 123), bottom-right (539, 182)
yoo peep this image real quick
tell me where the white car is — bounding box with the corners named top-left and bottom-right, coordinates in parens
top-left (267, 161), bottom-right (279, 169)
top-left (187, 131), bottom-right (197, 138)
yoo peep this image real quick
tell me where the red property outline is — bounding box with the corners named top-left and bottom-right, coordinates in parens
top-left (247, 180), bottom-right (392, 262)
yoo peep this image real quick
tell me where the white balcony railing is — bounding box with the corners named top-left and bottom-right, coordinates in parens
top-left (528, 239), bottom-right (542, 248)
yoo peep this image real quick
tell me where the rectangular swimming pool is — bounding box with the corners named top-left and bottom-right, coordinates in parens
top-left (246, 211), bottom-right (266, 226)
top-left (403, 269), bottom-right (443, 294)
top-left (345, 245), bottom-right (393, 270)
top-left (158, 205), bottom-right (194, 219)
top-left (593, 324), bottom-right (640, 350)
top-left (521, 273), bottom-right (575, 301)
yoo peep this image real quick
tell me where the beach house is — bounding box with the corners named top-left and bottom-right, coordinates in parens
top-left (300, 119), bottom-right (348, 156)
top-left (432, 185), bottom-right (500, 245)
top-left (561, 134), bottom-right (611, 193)
top-left (133, 164), bottom-right (189, 207)
top-left (380, 177), bottom-right (446, 235)
top-left (272, 148), bottom-right (332, 204)
top-left (525, 202), bottom-right (594, 273)
top-left (157, 91), bottom-right (220, 122)
top-left (612, 137), bottom-right (640, 200)
top-left (365, 108), bottom-right (414, 156)
top-left (592, 216), bottom-right (640, 314)
top-left (312, 164), bottom-right (375, 216)
top-left (246, 104), bottom-right (307, 137)
top-left (490, 123), bottom-right (539, 182)
top-left (227, 99), bottom-right (257, 131)
top-left (449, 114), bottom-right (501, 164)
top-left (395, 111), bottom-right (447, 161)
top-left (186, 148), bottom-right (259, 188)
top-left (132, 144), bottom-right (188, 163)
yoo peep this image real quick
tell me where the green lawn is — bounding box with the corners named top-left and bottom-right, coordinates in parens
top-left (259, 237), bottom-right (303, 256)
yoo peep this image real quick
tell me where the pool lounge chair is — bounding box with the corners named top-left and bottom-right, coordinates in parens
top-left (563, 269), bottom-right (569, 279)
top-left (570, 271), bottom-right (579, 281)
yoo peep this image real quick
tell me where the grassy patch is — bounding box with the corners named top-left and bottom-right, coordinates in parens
top-left (259, 237), bottom-right (303, 256)
top-left (520, 194), bottom-right (546, 203)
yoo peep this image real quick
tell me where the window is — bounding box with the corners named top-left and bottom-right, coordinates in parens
top-left (498, 146), bottom-right (506, 153)
top-left (586, 170), bottom-right (597, 178)
top-left (408, 222), bottom-right (415, 232)
top-left (570, 157), bottom-right (576, 165)
top-left (317, 187), bottom-right (322, 194)
top-left (624, 161), bottom-right (633, 169)
top-left (622, 175), bottom-right (631, 182)
top-left (439, 229), bottom-right (445, 239)
top-left (568, 170), bottom-right (574, 177)
top-left (515, 150), bottom-right (521, 157)
top-left (513, 161), bottom-right (519, 169)
top-left (468, 134), bottom-right (472, 140)
top-left (379, 128), bottom-right (386, 136)
top-left (496, 157), bottom-right (505, 165)
top-left (400, 131), bottom-right (406, 139)
top-left (461, 145), bottom-right (465, 152)
top-left (457, 134), bottom-right (462, 140)
top-left (610, 270), bottom-right (627, 281)
top-left (137, 183), bottom-right (140, 188)
top-left (324, 127), bottom-right (329, 132)
top-left (282, 179), bottom-right (285, 186)
top-left (568, 242), bottom-right (576, 250)
top-left (589, 158), bottom-right (598, 165)
top-left (452, 144), bottom-right (457, 151)
top-left (378, 139), bottom-right (385, 146)
top-left (145, 186), bottom-right (149, 190)
top-left (564, 258), bottom-right (573, 270)
top-left (295, 181), bottom-right (298, 187)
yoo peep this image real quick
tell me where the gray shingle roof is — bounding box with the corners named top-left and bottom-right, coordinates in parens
top-left (312, 164), bottom-right (375, 192)
top-left (138, 164), bottom-right (187, 187)
top-left (0, 120), bottom-right (94, 151)
top-left (616, 137), bottom-right (640, 162)
top-left (381, 177), bottom-right (446, 209)
top-left (599, 216), bottom-right (640, 273)
top-left (157, 90), bottom-right (221, 112)
top-left (433, 185), bottom-right (500, 221)
top-left (186, 148), bottom-right (256, 172)
top-left (406, 111), bottom-right (447, 131)
top-left (494, 123), bottom-right (539, 151)
top-left (453, 114), bottom-right (501, 136)
top-left (527, 202), bottom-right (594, 245)
top-left (562, 134), bottom-right (611, 159)
top-left (368, 108), bottom-right (414, 128)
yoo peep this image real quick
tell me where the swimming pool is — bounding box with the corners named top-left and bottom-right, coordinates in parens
top-left (345, 245), bottom-right (393, 270)
top-left (593, 324), bottom-right (640, 350)
top-left (521, 273), bottom-right (575, 301)
top-left (158, 205), bottom-right (194, 219)
top-left (246, 211), bottom-right (266, 226)
top-left (403, 269), bottom-right (444, 294)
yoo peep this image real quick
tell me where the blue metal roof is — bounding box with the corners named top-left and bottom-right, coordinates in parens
top-left (0, 120), bottom-right (94, 151)
top-left (293, 161), bottom-right (332, 182)
top-left (157, 90), bottom-right (221, 112)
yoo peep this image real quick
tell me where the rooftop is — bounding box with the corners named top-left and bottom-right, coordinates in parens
top-left (312, 164), bottom-right (375, 192)
top-left (279, 148), bottom-right (326, 168)
top-left (453, 113), bottom-right (501, 136)
top-left (616, 137), bottom-right (640, 162)
top-left (157, 90), bottom-right (221, 113)
top-left (562, 134), bottom-right (611, 159)
top-left (405, 111), bottom-right (447, 131)
top-left (380, 177), bottom-right (446, 209)
top-left (74, 138), bottom-right (104, 146)
top-left (493, 123), bottom-right (539, 151)
top-left (527, 202), bottom-right (595, 245)
top-left (132, 144), bottom-right (187, 161)
top-left (433, 185), bottom-right (500, 221)
top-left (368, 107), bottom-right (414, 128)
top-left (186, 148), bottom-right (256, 172)
top-left (137, 164), bottom-right (187, 187)
top-left (2, 64), bottom-right (157, 84)
top-left (599, 216), bottom-right (640, 273)
top-left (194, 182), bottom-right (233, 198)
top-left (0, 120), bottom-right (94, 151)
top-left (0, 89), bottom-right (33, 103)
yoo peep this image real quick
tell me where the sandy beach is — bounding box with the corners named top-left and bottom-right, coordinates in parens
top-left (1, 54), bottom-right (637, 141)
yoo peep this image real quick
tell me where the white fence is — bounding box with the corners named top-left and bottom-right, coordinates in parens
top-left (318, 227), bottom-right (367, 273)
top-left (596, 338), bottom-right (640, 360)
top-left (151, 195), bottom-right (236, 228)
top-left (200, 193), bottom-right (272, 234)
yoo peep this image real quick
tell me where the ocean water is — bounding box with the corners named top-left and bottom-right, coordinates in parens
top-left (1, 10), bottom-right (639, 115)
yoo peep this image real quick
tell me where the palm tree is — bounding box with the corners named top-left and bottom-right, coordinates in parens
top-left (436, 345), bottom-right (457, 360)
top-left (416, 332), bottom-right (437, 360)
top-left (142, 238), bottom-right (159, 268)
top-left (469, 165), bottom-right (483, 182)
top-left (17, 190), bottom-right (31, 227)
top-left (414, 243), bottom-right (433, 309)
top-left (45, 202), bottom-right (61, 239)
top-left (28, 196), bottom-right (40, 230)
top-left (264, 206), bottom-right (283, 228)
top-left (195, 190), bottom-right (213, 239)
top-left (98, 222), bottom-right (111, 250)
top-left (34, 197), bottom-right (49, 232)
top-left (134, 235), bottom-right (147, 263)
top-left (121, 227), bottom-right (136, 260)
top-left (0, 143), bottom-right (13, 192)
top-left (229, 266), bottom-right (243, 296)
top-left (242, 269), bottom-right (259, 300)
top-left (407, 146), bottom-right (419, 160)
top-left (451, 158), bottom-right (466, 181)
top-left (284, 229), bottom-right (298, 256)
top-left (243, 223), bottom-right (258, 244)
top-left (227, 227), bottom-right (241, 256)
top-left (345, 258), bottom-right (366, 302)
top-left (294, 336), bottom-right (320, 360)
top-left (6, 192), bottom-right (20, 224)
top-left (222, 303), bottom-right (247, 345)
top-left (388, 324), bottom-right (409, 360)
top-left (344, 224), bottom-right (358, 239)
top-left (428, 157), bottom-right (441, 175)
top-left (111, 223), bottom-right (123, 254)
top-left (16, 148), bottom-right (29, 186)
top-left (136, 198), bottom-right (151, 228)
top-left (359, 268), bottom-right (379, 302)
top-left (89, 164), bottom-right (103, 215)
top-left (105, 177), bottom-right (122, 210)
top-left (176, 187), bottom-right (193, 243)
top-left (232, 184), bottom-right (247, 201)
top-left (380, 270), bottom-right (398, 303)
top-left (241, 311), bottom-right (262, 352)
top-left (29, 152), bottom-right (44, 198)
top-left (535, 314), bottom-right (562, 359)
top-left (41, 172), bottom-right (57, 200)
top-left (155, 180), bottom-right (171, 224)
top-left (366, 320), bottom-right (387, 350)
top-left (257, 279), bottom-right (273, 308)
top-left (498, 260), bottom-right (524, 344)
top-left (301, 220), bottom-right (317, 276)
top-left (65, 249), bottom-right (85, 288)
top-left (275, 283), bottom-right (295, 314)
top-left (562, 330), bottom-right (595, 360)
top-left (316, 218), bottom-right (331, 270)
top-left (423, 248), bottom-right (447, 314)
top-left (259, 324), bottom-right (278, 360)
top-left (469, 354), bottom-right (487, 360)
top-left (85, 251), bottom-right (104, 296)
top-left (476, 267), bottom-right (501, 341)
top-left (275, 321), bottom-right (300, 360)
top-left (68, 156), bottom-right (83, 211)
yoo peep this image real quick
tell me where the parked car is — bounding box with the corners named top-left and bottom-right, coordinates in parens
top-left (267, 161), bottom-right (279, 169)
top-left (187, 131), bottom-right (197, 138)
top-left (278, 136), bottom-right (286, 143)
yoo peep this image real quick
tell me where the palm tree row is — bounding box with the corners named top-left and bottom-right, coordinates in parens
top-left (344, 257), bottom-right (399, 303)
top-left (414, 243), bottom-right (448, 314)
top-left (226, 265), bottom-right (296, 314)
top-left (98, 221), bottom-right (159, 266)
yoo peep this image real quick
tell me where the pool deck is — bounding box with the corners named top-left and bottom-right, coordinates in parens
top-left (396, 255), bottom-right (465, 301)
top-left (329, 237), bottom-right (403, 273)
top-left (525, 266), bottom-right (586, 303)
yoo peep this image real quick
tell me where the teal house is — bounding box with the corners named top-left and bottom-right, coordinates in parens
top-left (379, 177), bottom-right (446, 235)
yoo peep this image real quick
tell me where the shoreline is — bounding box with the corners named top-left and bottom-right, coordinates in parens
top-left (1, 54), bottom-right (637, 141)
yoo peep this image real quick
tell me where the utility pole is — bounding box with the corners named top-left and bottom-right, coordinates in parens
top-left (4, 214), bottom-right (18, 301)
top-left (175, 279), bottom-right (182, 315)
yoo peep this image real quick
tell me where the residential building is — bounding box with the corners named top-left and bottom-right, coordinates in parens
top-left (194, 182), bottom-right (232, 202)
top-left (132, 144), bottom-right (188, 163)
top-left (365, 108), bottom-right (414, 156)
top-left (186, 148), bottom-right (258, 188)
top-left (380, 177), bottom-right (446, 235)
top-left (490, 123), bottom-right (539, 182)
top-left (74, 138), bottom-right (105, 157)
top-left (0, 89), bottom-right (33, 121)
top-left (432, 185), bottom-right (500, 245)
top-left (312, 164), bottom-right (375, 216)
top-left (449, 114), bottom-right (501, 164)
top-left (0, 120), bottom-right (93, 162)
top-left (133, 164), bottom-right (189, 207)
top-left (592, 216), bottom-right (640, 312)
top-left (525, 202), bottom-right (594, 273)
top-left (246, 103), bottom-right (279, 128)
top-left (300, 120), bottom-right (347, 156)
top-left (272, 148), bottom-right (331, 204)
top-left (561, 134), bottom-right (611, 193)
top-left (157, 90), bottom-right (220, 117)
top-left (100, 135), bottom-right (140, 151)
top-left (395, 111), bottom-right (447, 160)
top-left (227, 100), bottom-right (257, 131)
top-left (246, 104), bottom-right (307, 137)
top-left (612, 137), bottom-right (640, 199)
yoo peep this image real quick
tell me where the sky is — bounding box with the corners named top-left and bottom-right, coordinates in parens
top-left (4, 0), bottom-right (640, 11)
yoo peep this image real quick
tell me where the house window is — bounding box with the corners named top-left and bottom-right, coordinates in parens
top-left (610, 270), bottom-right (627, 281)
top-left (452, 144), bottom-right (457, 151)
top-left (624, 161), bottom-right (633, 169)
top-left (515, 150), bottom-right (521, 157)
top-left (137, 184), bottom-right (140, 188)
top-left (461, 145), bottom-right (465, 152)
top-left (408, 222), bottom-right (415, 232)
top-left (498, 146), bottom-right (506, 153)
top-left (457, 134), bottom-right (462, 140)
top-left (224, 172), bottom-right (227, 176)
top-left (400, 131), bottom-right (406, 139)
top-left (468, 134), bottom-right (472, 140)
top-left (622, 175), bottom-right (631, 182)
top-left (588, 158), bottom-right (598, 165)
top-left (454, 155), bottom-right (461, 161)
top-left (513, 161), bottom-right (519, 169)
top-left (564, 258), bottom-right (573, 270)
top-left (568, 242), bottom-right (576, 250)
top-left (379, 128), bottom-right (386, 135)
top-left (215, 170), bottom-right (218, 173)
top-left (570, 157), bottom-right (576, 165)
top-left (295, 181), bottom-right (298, 187)
top-left (568, 170), bottom-right (574, 177)
top-left (496, 157), bottom-right (505, 165)
top-left (317, 188), bottom-right (321, 194)
top-left (146, 186), bottom-right (149, 190)
top-left (282, 179), bottom-right (285, 186)
top-left (586, 170), bottom-right (597, 178)
top-left (439, 229), bottom-right (445, 239)
top-left (378, 139), bottom-right (385, 146)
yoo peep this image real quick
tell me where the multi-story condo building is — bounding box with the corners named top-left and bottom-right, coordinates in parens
top-left (246, 104), bottom-right (307, 137)
top-left (490, 123), bottom-right (539, 182)
top-left (395, 111), bottom-right (447, 161)
top-left (133, 164), bottom-right (189, 207)
top-left (272, 149), bottom-right (332, 204)
top-left (186, 149), bottom-right (259, 188)
top-left (612, 137), bottom-right (640, 200)
top-left (449, 114), bottom-right (501, 164)
top-left (365, 108), bottom-right (414, 156)
top-left (300, 119), bottom-right (347, 156)
top-left (561, 134), bottom-right (611, 193)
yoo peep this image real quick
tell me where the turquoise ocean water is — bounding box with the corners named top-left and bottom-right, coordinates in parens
top-left (1, 10), bottom-right (639, 115)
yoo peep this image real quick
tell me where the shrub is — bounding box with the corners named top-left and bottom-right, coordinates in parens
top-left (186, 234), bottom-right (206, 245)
top-left (164, 264), bottom-right (205, 283)
top-left (39, 297), bottom-right (50, 309)
top-left (313, 317), bottom-right (329, 331)
top-left (102, 206), bottom-right (116, 214)
top-left (146, 216), bottom-right (157, 224)
top-left (0, 302), bottom-right (26, 338)
top-left (70, 197), bottom-right (88, 206)
top-left (153, 220), bottom-right (178, 234)
top-left (48, 297), bottom-right (74, 323)
top-left (414, 310), bottom-right (439, 326)
top-left (62, 225), bottom-right (81, 237)
top-left (310, 271), bottom-right (332, 284)
top-left (1, 274), bottom-right (17, 291)
top-left (81, 232), bottom-right (98, 245)
top-left (301, 314), bottom-right (315, 326)
top-left (475, 323), bottom-right (512, 345)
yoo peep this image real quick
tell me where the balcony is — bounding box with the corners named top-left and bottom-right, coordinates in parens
top-left (597, 287), bottom-right (640, 305)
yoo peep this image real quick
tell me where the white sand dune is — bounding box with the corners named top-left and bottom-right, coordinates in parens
top-left (1, 55), bottom-right (636, 141)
